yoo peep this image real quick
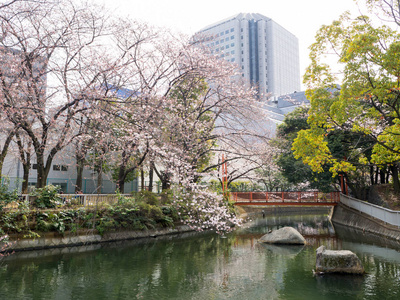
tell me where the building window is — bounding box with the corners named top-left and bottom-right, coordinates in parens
top-left (231, 50), bottom-right (235, 54)
top-left (241, 36), bottom-right (243, 40)
top-left (220, 39), bottom-right (224, 44)
top-left (231, 43), bottom-right (234, 47)
top-left (231, 36), bottom-right (234, 40)
top-left (241, 28), bottom-right (243, 32)
top-left (230, 28), bottom-right (234, 32)
top-left (32, 164), bottom-right (38, 170)
top-left (53, 164), bottom-right (68, 171)
top-left (220, 31), bottom-right (224, 36)
top-left (231, 58), bottom-right (235, 62)
top-left (225, 30), bottom-right (229, 34)
top-left (225, 37), bottom-right (229, 42)
top-left (216, 40), bottom-right (219, 45)
top-left (226, 44), bottom-right (229, 49)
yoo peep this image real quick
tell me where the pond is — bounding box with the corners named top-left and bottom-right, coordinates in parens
top-left (1, 212), bottom-right (400, 299)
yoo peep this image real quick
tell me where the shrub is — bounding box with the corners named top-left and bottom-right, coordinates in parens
top-left (116, 192), bottom-right (136, 206)
top-left (30, 185), bottom-right (62, 209)
top-left (134, 191), bottom-right (159, 206)
top-left (161, 206), bottom-right (179, 221)
top-left (160, 189), bottom-right (173, 205)
top-left (0, 179), bottom-right (19, 210)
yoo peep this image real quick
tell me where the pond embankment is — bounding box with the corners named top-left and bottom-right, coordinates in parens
top-left (331, 202), bottom-right (400, 242)
top-left (237, 205), bottom-right (332, 219)
top-left (4, 225), bottom-right (195, 252)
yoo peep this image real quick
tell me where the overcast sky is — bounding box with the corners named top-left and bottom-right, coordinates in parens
top-left (95, 0), bottom-right (366, 90)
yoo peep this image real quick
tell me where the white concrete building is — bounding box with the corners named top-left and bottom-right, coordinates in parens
top-left (196, 13), bottom-right (300, 98)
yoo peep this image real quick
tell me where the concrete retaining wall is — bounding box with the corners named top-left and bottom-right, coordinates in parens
top-left (237, 205), bottom-right (332, 218)
top-left (331, 203), bottom-right (400, 242)
top-left (5, 225), bottom-right (194, 252)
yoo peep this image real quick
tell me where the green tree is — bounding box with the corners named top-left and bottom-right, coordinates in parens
top-left (275, 107), bottom-right (334, 192)
top-left (293, 11), bottom-right (400, 193)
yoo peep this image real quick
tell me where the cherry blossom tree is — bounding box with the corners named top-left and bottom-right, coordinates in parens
top-left (0, 0), bottom-right (146, 188)
top-left (0, 0), bottom-right (271, 232)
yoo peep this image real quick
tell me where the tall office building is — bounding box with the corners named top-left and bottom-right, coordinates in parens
top-left (196, 13), bottom-right (300, 98)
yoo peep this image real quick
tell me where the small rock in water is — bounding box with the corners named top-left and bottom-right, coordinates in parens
top-left (258, 226), bottom-right (306, 245)
top-left (315, 245), bottom-right (364, 275)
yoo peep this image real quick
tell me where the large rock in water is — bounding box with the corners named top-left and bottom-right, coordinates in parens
top-left (258, 226), bottom-right (306, 245)
top-left (315, 245), bottom-right (364, 274)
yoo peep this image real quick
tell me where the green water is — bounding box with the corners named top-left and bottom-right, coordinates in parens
top-left (1, 214), bottom-right (400, 300)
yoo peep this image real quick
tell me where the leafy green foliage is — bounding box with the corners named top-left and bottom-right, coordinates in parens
top-left (0, 192), bottom-right (179, 237)
top-left (133, 190), bottom-right (159, 206)
top-left (293, 11), bottom-right (400, 193)
top-left (273, 107), bottom-right (335, 192)
top-left (30, 185), bottom-right (62, 209)
top-left (0, 179), bottom-right (19, 210)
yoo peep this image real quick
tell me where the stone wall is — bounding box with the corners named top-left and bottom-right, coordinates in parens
top-left (331, 203), bottom-right (400, 242)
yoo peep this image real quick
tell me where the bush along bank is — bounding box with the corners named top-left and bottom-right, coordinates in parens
top-left (0, 189), bottom-right (181, 248)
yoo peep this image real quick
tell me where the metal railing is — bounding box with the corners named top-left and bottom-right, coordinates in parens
top-left (230, 191), bottom-right (340, 205)
top-left (16, 194), bottom-right (134, 207)
top-left (340, 194), bottom-right (400, 228)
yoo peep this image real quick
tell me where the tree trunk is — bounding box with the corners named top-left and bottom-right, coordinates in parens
top-left (75, 160), bottom-right (84, 193)
top-left (117, 165), bottom-right (126, 193)
top-left (380, 168), bottom-right (386, 184)
top-left (370, 166), bottom-right (375, 185)
top-left (390, 164), bottom-right (400, 193)
top-left (116, 149), bottom-right (147, 193)
top-left (96, 169), bottom-right (103, 194)
top-left (36, 164), bottom-right (47, 188)
top-left (140, 166), bottom-right (145, 191)
top-left (74, 147), bottom-right (86, 193)
top-left (153, 165), bottom-right (171, 191)
top-left (22, 162), bottom-right (30, 194)
top-left (148, 161), bottom-right (154, 192)
top-left (35, 151), bottom-right (52, 188)
top-left (375, 166), bottom-right (380, 185)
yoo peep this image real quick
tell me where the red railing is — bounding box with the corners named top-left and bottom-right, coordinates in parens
top-left (230, 191), bottom-right (340, 206)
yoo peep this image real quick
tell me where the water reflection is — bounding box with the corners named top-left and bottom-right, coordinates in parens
top-left (1, 214), bottom-right (400, 299)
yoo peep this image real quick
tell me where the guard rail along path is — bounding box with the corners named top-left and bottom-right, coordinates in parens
top-left (17, 194), bottom-right (133, 207)
top-left (340, 194), bottom-right (400, 228)
top-left (231, 191), bottom-right (340, 206)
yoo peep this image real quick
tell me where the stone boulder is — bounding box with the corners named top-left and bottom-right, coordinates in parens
top-left (315, 245), bottom-right (365, 275)
top-left (258, 226), bottom-right (306, 245)
top-left (259, 243), bottom-right (304, 256)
